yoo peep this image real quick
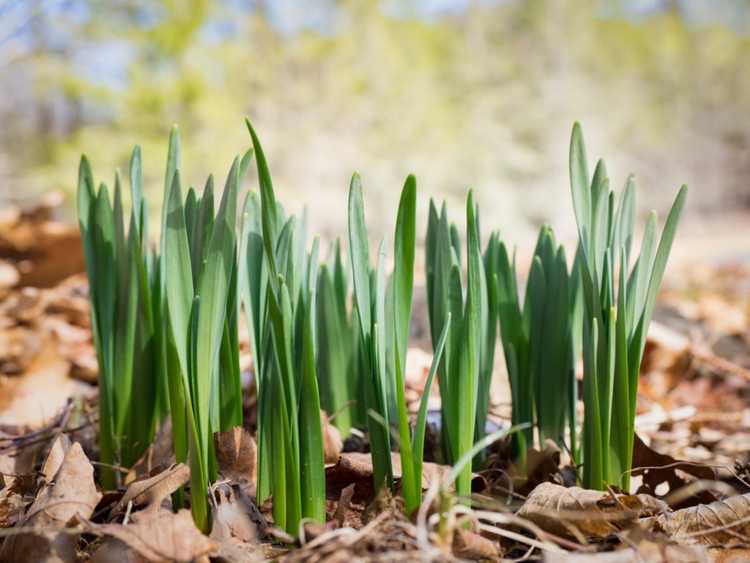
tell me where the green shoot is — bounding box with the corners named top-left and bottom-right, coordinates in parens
top-left (569, 122), bottom-right (687, 490)
top-left (241, 119), bottom-right (325, 534)
top-left (77, 150), bottom-right (163, 490)
top-left (493, 226), bottom-right (577, 459)
top-left (79, 127), bottom-right (245, 531)
top-left (316, 241), bottom-right (362, 436)
top-left (424, 192), bottom-right (484, 498)
top-left (347, 173), bottom-right (394, 494)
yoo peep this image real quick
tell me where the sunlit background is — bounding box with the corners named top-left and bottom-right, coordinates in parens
top-left (1, 0), bottom-right (748, 254)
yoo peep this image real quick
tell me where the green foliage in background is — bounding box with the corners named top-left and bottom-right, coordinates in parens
top-left (9, 0), bottom-right (747, 234)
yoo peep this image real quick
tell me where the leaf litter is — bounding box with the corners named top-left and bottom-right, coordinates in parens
top-left (3, 195), bottom-right (750, 561)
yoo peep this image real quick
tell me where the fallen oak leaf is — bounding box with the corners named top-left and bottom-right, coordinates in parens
top-left (321, 411), bottom-right (342, 464)
top-left (88, 508), bottom-right (216, 563)
top-left (116, 463), bottom-right (190, 514)
top-left (214, 427), bottom-right (256, 496)
top-left (649, 492), bottom-right (750, 546)
top-left (517, 482), bottom-right (668, 540)
top-left (210, 483), bottom-right (257, 543)
top-left (0, 442), bottom-right (101, 563)
top-left (40, 434), bottom-right (71, 483)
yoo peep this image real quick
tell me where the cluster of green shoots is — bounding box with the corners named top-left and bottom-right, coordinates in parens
top-left (570, 124), bottom-right (687, 490)
top-left (78, 130), bottom-right (245, 531)
top-left (78, 120), bottom-right (685, 535)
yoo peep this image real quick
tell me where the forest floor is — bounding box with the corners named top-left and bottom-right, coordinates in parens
top-left (2, 196), bottom-right (750, 562)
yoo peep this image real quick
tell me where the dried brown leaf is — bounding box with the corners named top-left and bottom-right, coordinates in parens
top-left (210, 484), bottom-right (257, 543)
top-left (89, 508), bottom-right (215, 563)
top-left (651, 493), bottom-right (750, 546)
top-left (40, 434), bottom-right (71, 482)
top-left (517, 482), bottom-right (668, 540)
top-left (452, 528), bottom-right (500, 560)
top-left (0, 341), bottom-right (94, 430)
top-left (321, 411), bottom-right (343, 464)
top-left (0, 482), bottom-right (27, 528)
top-left (0, 442), bottom-right (101, 563)
top-left (214, 427), bottom-right (256, 494)
top-left (117, 463), bottom-right (190, 513)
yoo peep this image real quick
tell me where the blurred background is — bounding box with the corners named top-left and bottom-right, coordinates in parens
top-left (0, 0), bottom-right (748, 253)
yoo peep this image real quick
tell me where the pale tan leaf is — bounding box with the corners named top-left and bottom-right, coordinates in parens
top-left (517, 483), bottom-right (668, 540)
top-left (90, 509), bottom-right (216, 563)
top-left (210, 484), bottom-right (257, 543)
top-left (40, 434), bottom-right (71, 482)
top-left (452, 528), bottom-right (500, 560)
top-left (214, 427), bottom-right (256, 492)
top-left (0, 442), bottom-right (101, 562)
top-left (651, 493), bottom-right (750, 546)
top-left (321, 411), bottom-right (342, 464)
top-left (118, 463), bottom-right (190, 513)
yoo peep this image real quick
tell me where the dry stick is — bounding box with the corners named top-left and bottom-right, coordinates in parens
top-left (506, 542), bottom-right (537, 563)
top-left (477, 523), bottom-right (555, 555)
top-left (0, 413), bottom-right (96, 455)
top-left (457, 506), bottom-right (579, 553)
top-left (302, 528), bottom-right (358, 550)
top-left (0, 400), bottom-right (73, 447)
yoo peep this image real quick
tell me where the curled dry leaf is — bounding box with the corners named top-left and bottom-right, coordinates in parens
top-left (517, 482), bottom-right (668, 540)
top-left (214, 427), bottom-right (256, 494)
top-left (40, 434), bottom-right (71, 482)
top-left (210, 484), bottom-right (257, 543)
top-left (321, 411), bottom-right (342, 464)
top-left (209, 485), bottom-right (266, 563)
top-left (327, 452), bottom-right (455, 491)
top-left (333, 483), bottom-right (357, 528)
top-left (117, 463), bottom-right (190, 513)
top-left (0, 442), bottom-right (101, 563)
top-left (452, 528), bottom-right (500, 560)
top-left (89, 508), bottom-right (216, 563)
top-left (650, 493), bottom-right (750, 546)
